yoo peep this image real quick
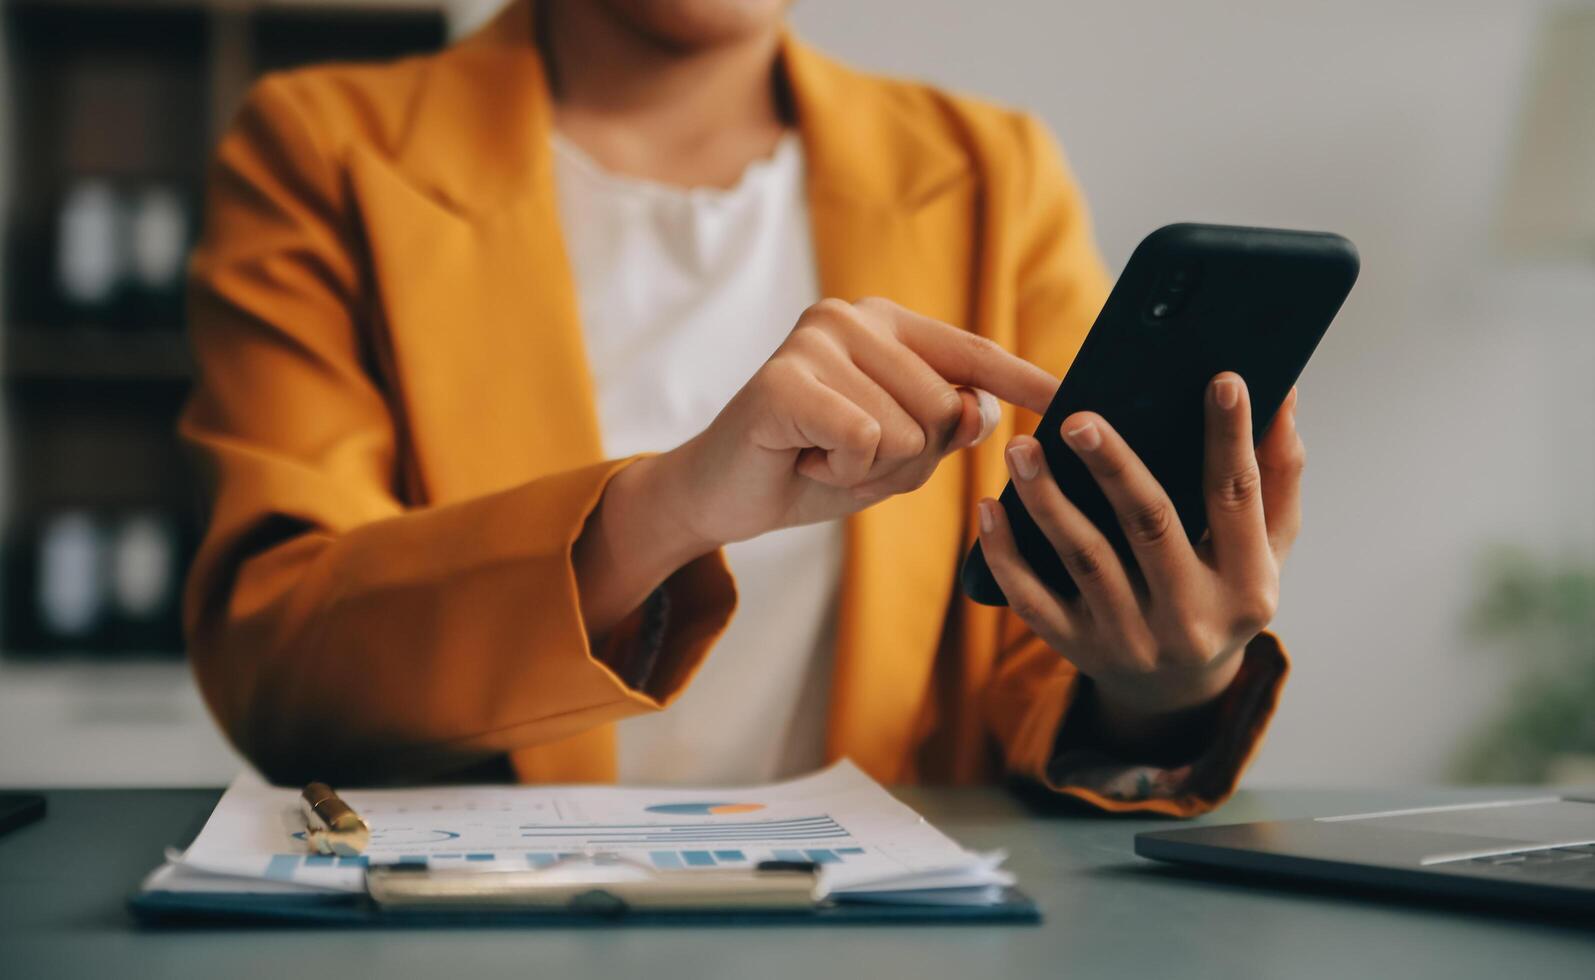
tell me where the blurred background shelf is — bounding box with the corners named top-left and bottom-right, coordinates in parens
top-left (1, 0), bottom-right (448, 661)
top-left (4, 329), bottom-right (193, 384)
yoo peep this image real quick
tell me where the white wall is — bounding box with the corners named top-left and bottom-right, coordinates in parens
top-left (3, 0), bottom-right (1590, 787)
top-left (787, 0), bottom-right (1595, 784)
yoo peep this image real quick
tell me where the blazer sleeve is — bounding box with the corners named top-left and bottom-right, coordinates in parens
top-left (180, 77), bottom-right (736, 787)
top-left (979, 114), bottom-right (1289, 816)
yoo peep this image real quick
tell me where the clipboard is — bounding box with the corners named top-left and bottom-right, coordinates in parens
top-left (132, 765), bottom-right (1040, 927)
top-left (128, 881), bottom-right (1041, 927)
top-left (131, 848), bottom-right (1042, 926)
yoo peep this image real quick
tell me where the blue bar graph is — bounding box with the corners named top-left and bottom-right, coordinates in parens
top-left (651, 850), bottom-right (684, 870)
top-left (519, 815), bottom-right (849, 846)
top-left (639, 846), bottom-right (862, 870)
top-left (265, 855), bottom-right (300, 881)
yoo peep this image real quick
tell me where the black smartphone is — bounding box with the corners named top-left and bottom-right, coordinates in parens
top-left (961, 222), bottom-right (1358, 606)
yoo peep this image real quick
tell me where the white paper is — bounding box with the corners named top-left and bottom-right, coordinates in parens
top-left (142, 861), bottom-right (336, 896)
top-left (162, 760), bottom-right (1009, 903)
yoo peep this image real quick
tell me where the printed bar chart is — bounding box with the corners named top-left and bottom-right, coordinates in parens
top-left (518, 815), bottom-right (850, 846)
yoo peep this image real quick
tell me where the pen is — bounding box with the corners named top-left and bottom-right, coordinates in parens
top-left (300, 782), bottom-right (370, 856)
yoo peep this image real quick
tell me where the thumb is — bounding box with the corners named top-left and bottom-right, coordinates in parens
top-left (949, 387), bottom-right (1002, 451)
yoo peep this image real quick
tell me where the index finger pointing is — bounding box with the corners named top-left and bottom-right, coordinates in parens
top-left (864, 298), bottom-right (1059, 415)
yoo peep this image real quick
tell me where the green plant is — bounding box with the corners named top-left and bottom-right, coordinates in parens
top-left (1452, 545), bottom-right (1595, 784)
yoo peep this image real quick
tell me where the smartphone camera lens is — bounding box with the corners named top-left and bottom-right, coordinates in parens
top-left (1144, 261), bottom-right (1202, 323)
top-left (1164, 263), bottom-right (1199, 291)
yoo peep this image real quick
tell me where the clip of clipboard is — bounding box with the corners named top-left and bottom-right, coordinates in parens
top-left (366, 858), bottom-right (821, 915)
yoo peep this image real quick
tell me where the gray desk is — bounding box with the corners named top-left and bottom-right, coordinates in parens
top-left (2, 786), bottom-right (1591, 979)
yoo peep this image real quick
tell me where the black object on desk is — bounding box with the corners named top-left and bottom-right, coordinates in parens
top-left (0, 794), bottom-right (45, 837)
top-left (1136, 794), bottom-right (1595, 914)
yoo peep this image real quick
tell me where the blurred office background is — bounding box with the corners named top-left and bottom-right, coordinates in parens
top-left (0, 0), bottom-right (1590, 787)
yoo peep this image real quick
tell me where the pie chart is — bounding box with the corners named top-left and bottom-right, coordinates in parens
top-left (645, 802), bottom-right (766, 816)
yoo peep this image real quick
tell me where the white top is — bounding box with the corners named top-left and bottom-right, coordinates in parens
top-left (552, 132), bottom-right (844, 785)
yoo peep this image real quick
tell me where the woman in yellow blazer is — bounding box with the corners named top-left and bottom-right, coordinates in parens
top-left (182, 0), bottom-right (1300, 815)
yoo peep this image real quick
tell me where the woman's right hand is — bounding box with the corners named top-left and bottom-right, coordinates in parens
top-left (576, 297), bottom-right (1058, 637)
top-left (664, 296), bottom-right (1060, 546)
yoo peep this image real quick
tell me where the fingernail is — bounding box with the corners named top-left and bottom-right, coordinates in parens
top-left (978, 499), bottom-right (996, 534)
top-left (975, 389), bottom-right (1001, 442)
top-left (1006, 442), bottom-right (1039, 480)
top-left (1062, 421), bottom-right (1101, 452)
top-left (1213, 377), bottom-right (1239, 410)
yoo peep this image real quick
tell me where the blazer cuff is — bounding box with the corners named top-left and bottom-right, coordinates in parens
top-left (592, 547), bottom-right (737, 703)
top-left (1024, 633), bottom-right (1289, 817)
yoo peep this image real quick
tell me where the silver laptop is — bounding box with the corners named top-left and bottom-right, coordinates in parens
top-left (1136, 795), bottom-right (1595, 913)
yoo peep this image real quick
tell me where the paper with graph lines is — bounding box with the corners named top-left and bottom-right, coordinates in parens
top-left (162, 760), bottom-right (1011, 903)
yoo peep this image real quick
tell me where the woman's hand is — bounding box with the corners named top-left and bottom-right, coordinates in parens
top-left (659, 297), bottom-right (1059, 546)
top-left (577, 297), bottom-right (1057, 637)
top-left (976, 374), bottom-right (1305, 750)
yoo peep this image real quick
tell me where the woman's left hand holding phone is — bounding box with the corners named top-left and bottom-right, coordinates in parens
top-left (976, 377), bottom-right (1306, 755)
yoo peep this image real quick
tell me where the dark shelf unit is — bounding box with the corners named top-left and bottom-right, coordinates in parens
top-left (2, 0), bottom-right (448, 659)
top-left (5, 328), bottom-right (193, 383)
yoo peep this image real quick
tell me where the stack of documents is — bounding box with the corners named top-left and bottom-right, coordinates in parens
top-left (137, 761), bottom-right (1026, 922)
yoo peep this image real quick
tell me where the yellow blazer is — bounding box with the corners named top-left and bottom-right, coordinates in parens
top-left (182, 0), bottom-right (1286, 815)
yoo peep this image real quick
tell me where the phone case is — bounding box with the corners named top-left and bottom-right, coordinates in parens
top-left (961, 223), bottom-right (1359, 606)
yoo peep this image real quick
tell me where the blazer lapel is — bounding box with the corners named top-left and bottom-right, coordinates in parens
top-left (784, 36), bottom-right (979, 780)
top-left (353, 1), bottom-right (604, 503)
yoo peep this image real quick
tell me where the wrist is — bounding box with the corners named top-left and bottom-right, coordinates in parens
top-left (573, 452), bottom-right (719, 639)
top-left (1083, 657), bottom-right (1242, 761)
top-left (606, 450), bottom-right (720, 572)
top-left (1089, 686), bottom-right (1217, 751)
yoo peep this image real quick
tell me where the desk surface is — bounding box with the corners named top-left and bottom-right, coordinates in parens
top-left (2, 785), bottom-right (1591, 979)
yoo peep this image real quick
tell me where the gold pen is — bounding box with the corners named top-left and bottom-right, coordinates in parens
top-left (300, 782), bottom-right (371, 856)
